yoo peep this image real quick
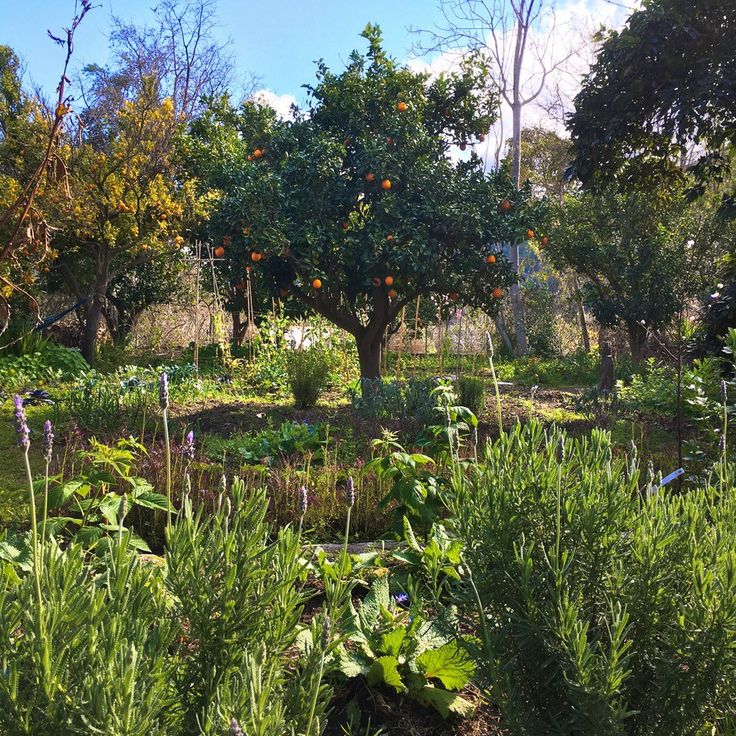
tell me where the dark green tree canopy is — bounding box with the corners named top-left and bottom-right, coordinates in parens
top-left (185, 26), bottom-right (543, 378)
top-left (568, 0), bottom-right (736, 215)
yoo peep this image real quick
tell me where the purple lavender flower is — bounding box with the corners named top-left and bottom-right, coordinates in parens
top-left (158, 372), bottom-right (169, 411)
top-left (42, 420), bottom-right (54, 464)
top-left (229, 718), bottom-right (245, 736)
top-left (394, 592), bottom-right (409, 607)
top-left (183, 430), bottom-right (195, 463)
top-left (722, 380), bottom-right (728, 404)
top-left (299, 485), bottom-right (309, 516)
top-left (321, 613), bottom-right (331, 649)
top-left (13, 395), bottom-right (30, 450)
top-left (344, 476), bottom-right (355, 508)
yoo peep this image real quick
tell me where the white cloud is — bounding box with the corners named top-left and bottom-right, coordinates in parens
top-left (253, 89), bottom-right (298, 120)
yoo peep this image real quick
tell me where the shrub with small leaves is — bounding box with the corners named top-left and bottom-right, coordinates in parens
top-left (286, 347), bottom-right (333, 408)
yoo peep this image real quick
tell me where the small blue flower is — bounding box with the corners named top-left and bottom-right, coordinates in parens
top-left (393, 592), bottom-right (409, 607)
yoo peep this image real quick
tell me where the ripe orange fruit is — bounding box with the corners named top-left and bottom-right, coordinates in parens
top-left (365, 172), bottom-right (375, 183)
top-left (247, 154), bottom-right (254, 161)
top-left (158, 213), bottom-right (167, 222)
top-left (381, 179), bottom-right (392, 190)
top-left (541, 236), bottom-right (549, 246)
top-left (251, 251), bottom-right (263, 262)
top-left (526, 229), bottom-right (535, 239)
top-left (500, 199), bottom-right (512, 212)
top-left (312, 278), bottom-right (322, 289)
top-left (492, 287), bottom-right (503, 299)
top-left (253, 148), bottom-right (263, 159)
top-left (214, 246), bottom-right (225, 257)
top-left (384, 275), bottom-right (394, 286)
top-left (372, 276), bottom-right (382, 287)
top-left (449, 291), bottom-right (459, 301)
top-left (175, 235), bottom-right (185, 246)
top-left (386, 234), bottom-right (394, 242)
top-left (388, 288), bottom-right (398, 299)
top-left (485, 254), bottom-right (496, 264)
top-left (223, 235), bottom-right (232, 246)
top-left (396, 101), bottom-right (408, 112)
top-left (242, 227), bottom-right (250, 236)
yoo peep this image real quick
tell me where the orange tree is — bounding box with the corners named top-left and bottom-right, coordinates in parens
top-left (185, 26), bottom-right (542, 379)
top-left (46, 81), bottom-right (199, 362)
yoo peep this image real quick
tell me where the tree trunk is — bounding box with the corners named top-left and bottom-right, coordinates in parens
top-left (494, 316), bottom-right (514, 355)
top-left (627, 321), bottom-right (648, 363)
top-left (232, 310), bottom-right (243, 346)
top-left (82, 263), bottom-right (109, 364)
top-left (356, 331), bottom-right (383, 381)
top-left (572, 276), bottom-right (591, 353)
top-left (82, 296), bottom-right (103, 363)
top-left (509, 94), bottom-right (528, 356)
top-left (598, 339), bottom-right (615, 392)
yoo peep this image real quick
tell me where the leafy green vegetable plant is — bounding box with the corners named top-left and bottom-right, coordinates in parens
top-left (334, 575), bottom-right (476, 719)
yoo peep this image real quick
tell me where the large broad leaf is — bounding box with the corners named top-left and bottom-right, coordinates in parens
top-left (414, 685), bottom-right (475, 719)
top-left (379, 626), bottom-right (406, 657)
top-left (127, 476), bottom-right (154, 496)
top-left (335, 646), bottom-right (372, 678)
top-left (47, 479), bottom-right (89, 509)
top-left (358, 575), bottom-right (390, 632)
top-left (133, 491), bottom-right (171, 511)
top-left (366, 656), bottom-right (405, 692)
top-left (402, 516), bottom-right (423, 553)
top-left (75, 525), bottom-right (104, 547)
top-left (98, 493), bottom-right (123, 525)
top-left (417, 641), bottom-right (475, 691)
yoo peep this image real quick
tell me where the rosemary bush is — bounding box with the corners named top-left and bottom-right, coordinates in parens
top-left (454, 422), bottom-right (736, 735)
top-left (454, 375), bottom-right (485, 417)
top-left (286, 347), bottom-right (333, 408)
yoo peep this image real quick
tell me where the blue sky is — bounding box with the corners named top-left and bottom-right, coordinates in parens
top-left (2, 0), bottom-right (449, 103)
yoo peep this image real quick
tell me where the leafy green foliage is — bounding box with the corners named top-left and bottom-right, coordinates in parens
top-left (548, 183), bottom-right (703, 358)
top-left (455, 421), bottom-right (736, 734)
top-left (206, 420), bottom-right (327, 467)
top-left (568, 0), bottom-right (736, 218)
top-left (0, 343), bottom-right (89, 399)
top-left (334, 575), bottom-right (475, 719)
top-left (45, 437), bottom-right (170, 550)
top-left (366, 431), bottom-right (444, 531)
top-left (349, 377), bottom-right (448, 426)
top-left (392, 518), bottom-right (463, 604)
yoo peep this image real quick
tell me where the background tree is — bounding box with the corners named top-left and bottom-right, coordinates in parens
top-left (0, 2), bottom-right (93, 331)
top-left (417, 0), bottom-right (583, 356)
top-left (568, 0), bottom-right (735, 218)
top-left (47, 83), bottom-right (192, 362)
top-left (547, 172), bottom-right (724, 361)
top-left (186, 26), bottom-right (542, 379)
top-left (83, 0), bottom-right (236, 123)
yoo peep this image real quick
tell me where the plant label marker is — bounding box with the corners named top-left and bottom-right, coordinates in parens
top-left (659, 468), bottom-right (684, 488)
